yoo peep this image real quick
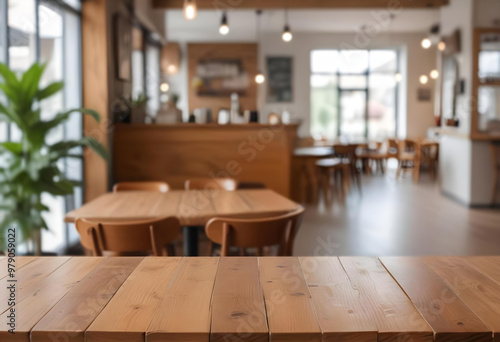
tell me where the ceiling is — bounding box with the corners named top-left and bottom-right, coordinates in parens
top-left (166, 9), bottom-right (440, 39)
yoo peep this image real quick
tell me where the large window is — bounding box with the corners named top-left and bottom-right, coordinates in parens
top-left (1, 0), bottom-right (82, 253)
top-left (311, 49), bottom-right (398, 140)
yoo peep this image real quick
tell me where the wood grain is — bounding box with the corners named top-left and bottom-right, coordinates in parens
top-left (211, 257), bottom-right (268, 342)
top-left (0, 257), bottom-right (37, 280)
top-left (463, 256), bottom-right (500, 285)
top-left (65, 189), bottom-right (301, 226)
top-left (380, 257), bottom-right (492, 342)
top-left (113, 124), bottom-right (298, 198)
top-left (259, 257), bottom-right (321, 342)
top-left (147, 257), bottom-right (219, 342)
top-left (85, 257), bottom-right (179, 342)
top-left (299, 257), bottom-right (378, 342)
top-left (0, 257), bottom-right (101, 342)
top-left (31, 258), bottom-right (141, 342)
top-left (339, 257), bottom-right (433, 342)
top-left (424, 257), bottom-right (500, 342)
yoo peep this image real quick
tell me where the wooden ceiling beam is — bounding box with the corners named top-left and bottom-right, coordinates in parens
top-left (153, 0), bottom-right (449, 10)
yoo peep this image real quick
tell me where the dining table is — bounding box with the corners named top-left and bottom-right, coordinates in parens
top-left (64, 189), bottom-right (301, 256)
top-left (1, 256), bottom-right (499, 342)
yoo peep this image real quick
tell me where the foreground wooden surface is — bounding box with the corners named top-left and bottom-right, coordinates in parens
top-left (1, 256), bottom-right (499, 341)
top-left (64, 189), bottom-right (300, 226)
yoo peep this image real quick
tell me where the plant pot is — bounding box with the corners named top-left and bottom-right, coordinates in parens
top-left (130, 107), bottom-right (147, 124)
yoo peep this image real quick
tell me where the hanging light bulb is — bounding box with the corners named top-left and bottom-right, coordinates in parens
top-left (419, 75), bottom-right (429, 84)
top-left (430, 70), bottom-right (439, 79)
top-left (255, 72), bottom-right (265, 84)
top-left (219, 12), bottom-right (229, 35)
top-left (183, 0), bottom-right (197, 20)
top-left (282, 9), bottom-right (292, 42)
top-left (421, 38), bottom-right (432, 49)
top-left (394, 72), bottom-right (402, 83)
top-left (160, 82), bottom-right (170, 92)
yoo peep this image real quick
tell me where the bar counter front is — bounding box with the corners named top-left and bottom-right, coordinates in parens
top-left (113, 123), bottom-right (299, 197)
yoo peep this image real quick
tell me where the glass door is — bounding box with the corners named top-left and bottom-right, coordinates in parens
top-left (339, 90), bottom-right (367, 138)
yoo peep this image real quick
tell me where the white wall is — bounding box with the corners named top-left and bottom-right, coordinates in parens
top-left (166, 31), bottom-right (437, 138)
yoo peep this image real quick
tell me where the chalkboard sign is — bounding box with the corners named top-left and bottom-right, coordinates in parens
top-left (266, 57), bottom-right (292, 102)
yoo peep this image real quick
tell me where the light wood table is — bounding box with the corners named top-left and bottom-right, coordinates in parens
top-left (2, 256), bottom-right (499, 342)
top-left (65, 189), bottom-right (300, 256)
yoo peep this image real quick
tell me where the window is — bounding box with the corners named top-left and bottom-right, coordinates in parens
top-left (0, 0), bottom-right (83, 253)
top-left (145, 39), bottom-right (161, 118)
top-left (310, 49), bottom-right (399, 140)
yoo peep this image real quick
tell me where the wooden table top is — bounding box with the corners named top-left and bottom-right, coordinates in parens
top-left (64, 189), bottom-right (300, 226)
top-left (2, 256), bottom-right (499, 342)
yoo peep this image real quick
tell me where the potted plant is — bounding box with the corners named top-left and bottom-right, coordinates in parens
top-left (124, 93), bottom-right (149, 124)
top-left (0, 62), bottom-right (108, 255)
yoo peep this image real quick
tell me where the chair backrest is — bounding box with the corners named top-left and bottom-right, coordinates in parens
top-left (334, 144), bottom-right (357, 162)
top-left (205, 207), bottom-right (305, 256)
top-left (75, 216), bottom-right (180, 256)
top-left (387, 139), bottom-right (399, 158)
top-left (399, 139), bottom-right (418, 153)
top-left (185, 178), bottom-right (238, 191)
top-left (113, 182), bottom-right (169, 193)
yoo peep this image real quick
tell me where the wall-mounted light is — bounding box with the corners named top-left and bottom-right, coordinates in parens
top-left (394, 72), bottom-right (402, 83)
top-left (282, 9), bottom-right (292, 42)
top-left (421, 38), bottom-right (431, 49)
top-left (219, 12), bottom-right (229, 35)
top-left (419, 75), bottom-right (429, 84)
top-left (255, 73), bottom-right (265, 84)
top-left (430, 70), bottom-right (439, 79)
top-left (183, 0), bottom-right (197, 20)
top-left (438, 41), bottom-right (446, 51)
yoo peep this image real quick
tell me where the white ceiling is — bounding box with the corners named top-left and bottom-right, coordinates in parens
top-left (166, 8), bottom-right (440, 40)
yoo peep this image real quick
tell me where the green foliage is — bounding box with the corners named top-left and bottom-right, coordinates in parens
top-left (0, 62), bottom-right (108, 252)
top-left (125, 93), bottom-right (149, 108)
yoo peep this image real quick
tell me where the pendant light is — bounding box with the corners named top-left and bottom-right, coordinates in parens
top-left (219, 12), bottom-right (229, 35)
top-left (255, 10), bottom-right (265, 84)
top-left (387, 14), bottom-right (401, 83)
top-left (183, 0), bottom-right (197, 20)
top-left (282, 8), bottom-right (292, 42)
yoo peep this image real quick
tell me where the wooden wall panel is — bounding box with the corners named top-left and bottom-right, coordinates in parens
top-left (187, 43), bottom-right (258, 114)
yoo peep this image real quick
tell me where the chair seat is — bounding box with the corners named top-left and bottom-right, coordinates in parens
top-left (315, 158), bottom-right (342, 168)
top-left (399, 152), bottom-right (417, 160)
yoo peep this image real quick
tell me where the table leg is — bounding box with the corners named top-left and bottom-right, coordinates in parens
top-left (183, 226), bottom-right (199, 256)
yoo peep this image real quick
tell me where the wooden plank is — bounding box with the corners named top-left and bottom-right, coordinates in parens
top-left (211, 190), bottom-right (252, 217)
top-left (424, 257), bottom-right (500, 342)
top-left (238, 190), bottom-right (300, 216)
top-left (85, 257), bottom-right (180, 342)
top-left (380, 257), bottom-right (492, 342)
top-left (146, 257), bottom-right (219, 342)
top-left (0, 257), bottom-right (71, 314)
top-left (259, 257), bottom-right (321, 342)
top-left (0, 257), bottom-right (37, 280)
top-left (153, 0), bottom-right (450, 9)
top-left (463, 256), bottom-right (500, 285)
top-left (0, 257), bottom-right (101, 342)
top-left (299, 257), bottom-right (377, 342)
top-left (339, 257), bottom-right (433, 342)
top-left (211, 257), bottom-right (268, 342)
top-left (31, 257), bottom-right (141, 342)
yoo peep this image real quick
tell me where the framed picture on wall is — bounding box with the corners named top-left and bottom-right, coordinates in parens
top-left (114, 14), bottom-right (132, 81)
top-left (266, 56), bottom-right (293, 102)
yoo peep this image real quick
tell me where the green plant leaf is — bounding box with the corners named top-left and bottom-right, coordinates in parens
top-left (0, 83), bottom-right (21, 104)
top-left (0, 102), bottom-right (23, 127)
top-left (0, 63), bottom-right (20, 88)
top-left (37, 81), bottom-right (64, 101)
top-left (50, 137), bottom-right (109, 161)
top-left (0, 142), bottom-right (23, 155)
top-left (21, 63), bottom-right (46, 100)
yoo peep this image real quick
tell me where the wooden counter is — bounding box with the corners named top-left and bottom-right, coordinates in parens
top-left (113, 123), bottom-right (299, 197)
top-left (3, 256), bottom-right (500, 341)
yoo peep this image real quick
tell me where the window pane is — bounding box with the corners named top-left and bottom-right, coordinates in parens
top-left (8, 0), bottom-right (37, 72)
top-left (339, 90), bottom-right (366, 138)
top-left (339, 50), bottom-right (368, 74)
top-left (311, 50), bottom-right (338, 74)
top-left (146, 42), bottom-right (160, 118)
top-left (310, 75), bottom-right (338, 140)
top-left (339, 75), bottom-right (367, 89)
top-left (369, 50), bottom-right (397, 73)
top-left (368, 74), bottom-right (396, 139)
top-left (0, 0), bottom-right (7, 142)
top-left (478, 86), bottom-right (500, 132)
top-left (479, 51), bottom-right (500, 80)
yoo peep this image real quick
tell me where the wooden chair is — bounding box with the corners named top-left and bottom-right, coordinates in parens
top-left (113, 181), bottom-right (170, 193)
top-left (334, 144), bottom-right (362, 191)
top-left (396, 139), bottom-right (421, 182)
top-left (205, 207), bottom-right (305, 257)
top-left (356, 141), bottom-right (386, 174)
top-left (491, 142), bottom-right (500, 205)
top-left (75, 216), bottom-right (180, 256)
top-left (386, 138), bottom-right (399, 160)
top-left (185, 178), bottom-right (238, 191)
top-left (315, 158), bottom-right (346, 204)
